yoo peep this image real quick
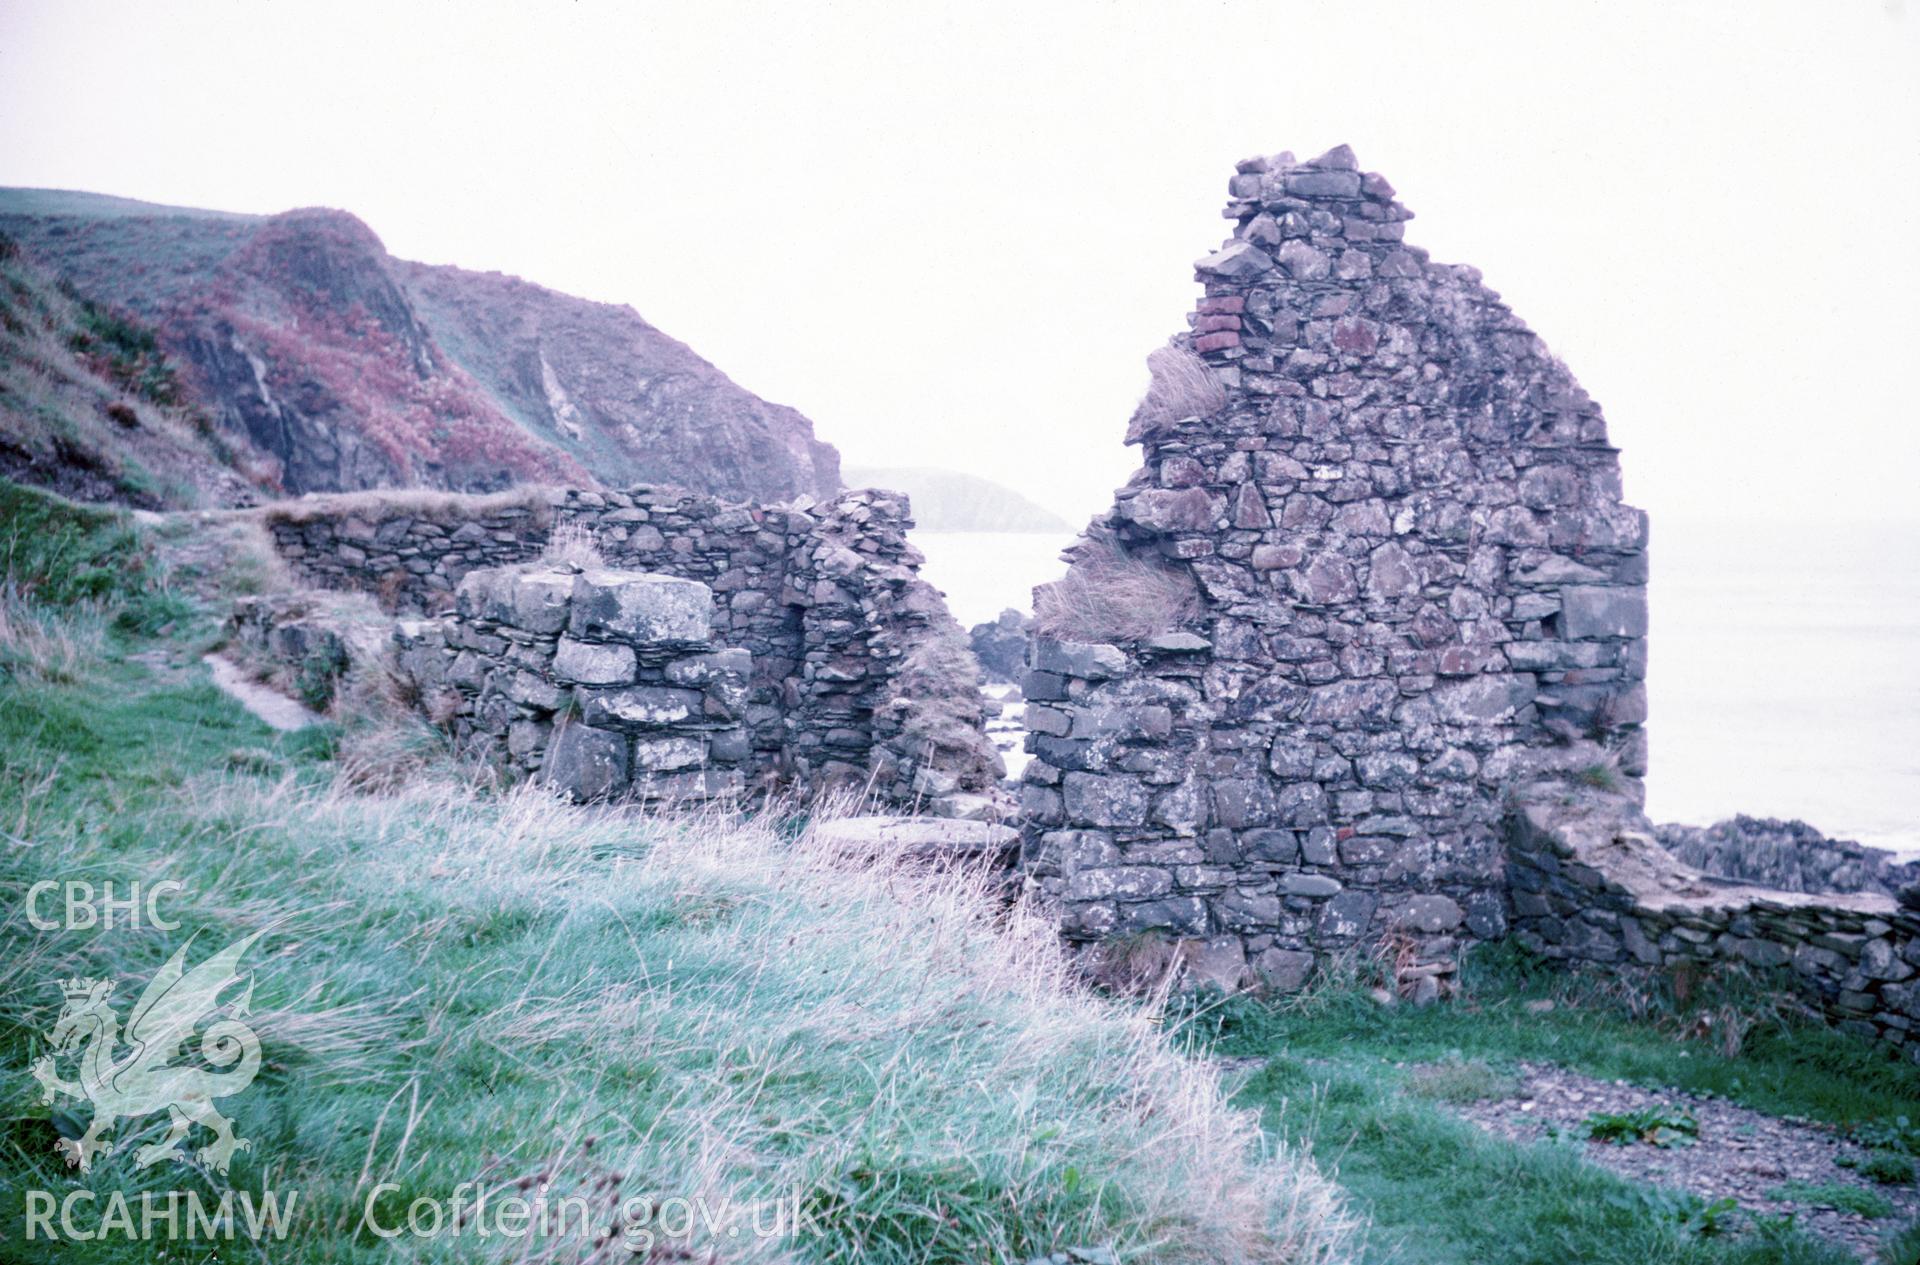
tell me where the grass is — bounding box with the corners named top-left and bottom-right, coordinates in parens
top-left (1403, 1056), bottom-right (1520, 1105)
top-left (1766, 1181), bottom-right (1896, 1219)
top-left (255, 483), bottom-right (555, 527)
top-left (1226, 1054), bottom-right (1847, 1265)
top-left (1852, 1152), bottom-right (1919, 1185)
top-left (1186, 941), bottom-right (1920, 1130)
top-left (538, 518), bottom-right (605, 569)
top-left (1881, 1221), bottom-right (1920, 1264)
top-left (0, 483), bottom-right (192, 686)
top-left (0, 479), bottom-right (153, 607)
top-left (8, 485), bottom-right (1918, 1265)
top-left (1127, 344), bottom-right (1226, 438)
top-left (1033, 538), bottom-right (1201, 644)
top-left (1170, 942), bottom-right (1920, 1265)
top-left (0, 512), bottom-right (1355, 1263)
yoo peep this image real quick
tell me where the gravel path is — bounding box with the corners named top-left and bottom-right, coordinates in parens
top-left (1451, 1061), bottom-right (1917, 1258)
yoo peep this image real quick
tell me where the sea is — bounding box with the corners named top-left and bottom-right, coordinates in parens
top-left (913, 522), bottom-right (1920, 857)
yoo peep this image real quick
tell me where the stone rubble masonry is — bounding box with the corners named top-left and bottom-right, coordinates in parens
top-left (1021, 145), bottom-right (1649, 996)
top-left (393, 564), bottom-right (754, 803)
top-left (1510, 779), bottom-right (1920, 1062)
top-left (259, 484), bottom-right (1003, 809)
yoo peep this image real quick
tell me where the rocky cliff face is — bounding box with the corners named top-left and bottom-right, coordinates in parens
top-left (0, 190), bottom-right (841, 502)
top-left (402, 262), bottom-right (840, 502)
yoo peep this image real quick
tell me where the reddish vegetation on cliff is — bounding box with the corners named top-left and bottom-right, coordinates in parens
top-left (0, 189), bottom-right (842, 503)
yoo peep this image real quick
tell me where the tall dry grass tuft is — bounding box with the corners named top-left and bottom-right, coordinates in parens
top-left (1034, 538), bottom-right (1203, 643)
top-left (1127, 344), bottom-right (1227, 441)
top-left (254, 484), bottom-right (554, 527)
top-left (539, 518), bottom-right (606, 570)
top-left (0, 584), bottom-right (105, 684)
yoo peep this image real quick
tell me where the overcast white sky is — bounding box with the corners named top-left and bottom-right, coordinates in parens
top-left (1, 0), bottom-right (1915, 526)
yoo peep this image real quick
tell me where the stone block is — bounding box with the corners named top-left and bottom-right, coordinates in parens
top-left (633, 736), bottom-right (707, 772)
top-left (1023, 669), bottom-right (1069, 700)
top-left (1194, 241), bottom-right (1275, 280)
top-left (1560, 586), bottom-right (1648, 640)
top-left (553, 637), bottom-right (638, 685)
top-left (1429, 674), bottom-right (1536, 724)
top-left (1115, 897), bottom-right (1208, 937)
top-left (1392, 895), bottom-right (1464, 933)
top-left (544, 724), bottom-right (628, 800)
top-left (662, 647), bottom-right (752, 687)
top-left (1284, 168), bottom-right (1362, 198)
top-left (459, 565), bottom-right (576, 634)
top-left (1357, 752), bottom-right (1421, 790)
top-left (1063, 772), bottom-right (1151, 827)
top-left (1031, 640), bottom-right (1131, 681)
top-left (1019, 783), bottom-right (1064, 826)
top-left (708, 728), bottom-right (752, 763)
top-left (1213, 778), bottom-right (1278, 828)
top-left (581, 686), bottom-right (704, 729)
top-left (1281, 872), bottom-right (1343, 898)
top-left (1025, 705), bottom-right (1073, 737)
top-left (1277, 239), bottom-right (1331, 279)
top-left (1120, 487), bottom-right (1219, 533)
top-left (1338, 836), bottom-right (1397, 866)
top-left (501, 669), bottom-right (564, 710)
top-left (1047, 830), bottom-right (1120, 870)
top-left (1269, 736), bottom-right (1316, 779)
top-left (1214, 889), bottom-right (1284, 931)
top-left (1182, 937), bottom-right (1254, 991)
top-left (1066, 866), bottom-right (1173, 901)
top-left (1243, 829), bottom-right (1300, 864)
top-left (1317, 892), bottom-right (1376, 938)
top-left (1255, 948), bottom-right (1316, 992)
top-left (1073, 704), bottom-right (1173, 741)
top-left (569, 569), bottom-right (712, 644)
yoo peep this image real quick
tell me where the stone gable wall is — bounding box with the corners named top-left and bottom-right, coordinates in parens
top-left (1022, 146), bottom-right (1648, 993)
top-left (260, 485), bottom-right (1002, 809)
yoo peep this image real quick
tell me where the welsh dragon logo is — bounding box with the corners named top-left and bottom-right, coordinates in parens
top-left (31, 929), bottom-right (266, 1174)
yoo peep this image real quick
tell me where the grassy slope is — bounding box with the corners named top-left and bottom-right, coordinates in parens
top-left (0, 482), bottom-right (1349, 1264)
top-left (0, 245), bottom-right (261, 509)
top-left (0, 189), bottom-right (260, 222)
top-left (1184, 948), bottom-right (1920, 1265)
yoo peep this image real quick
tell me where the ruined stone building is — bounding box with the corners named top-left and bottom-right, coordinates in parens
top-left (1021, 145), bottom-right (1650, 993)
top-left (239, 148), bottom-right (1918, 1055)
top-left (260, 486), bottom-right (1005, 813)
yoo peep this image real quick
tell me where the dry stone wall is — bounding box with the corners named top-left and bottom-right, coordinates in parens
top-left (1023, 146), bottom-right (1648, 993)
top-left (395, 565), bottom-right (755, 801)
top-left (1510, 778), bottom-right (1920, 1060)
top-left (260, 484), bottom-right (1002, 809)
